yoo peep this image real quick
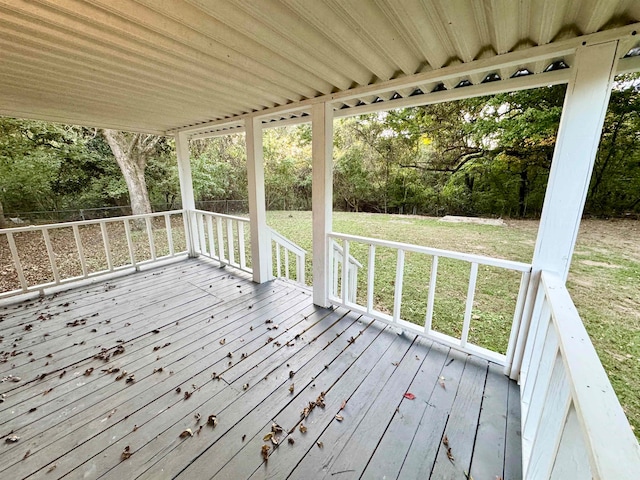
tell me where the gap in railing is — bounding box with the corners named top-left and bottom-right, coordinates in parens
top-left (369, 245), bottom-right (397, 318)
top-left (14, 230), bottom-right (56, 288)
top-left (430, 256), bottom-right (469, 342)
top-left (399, 251), bottom-right (431, 328)
top-left (49, 226), bottom-right (83, 278)
top-left (472, 265), bottom-right (523, 355)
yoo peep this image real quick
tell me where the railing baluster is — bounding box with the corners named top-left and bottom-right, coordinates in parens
top-left (392, 249), bottom-right (405, 323)
top-left (238, 222), bottom-right (246, 270)
top-left (41, 228), bottom-right (60, 284)
top-left (350, 261), bottom-right (358, 303)
top-left (424, 255), bottom-right (438, 333)
top-left (297, 252), bottom-right (305, 284)
top-left (100, 222), bottom-right (113, 271)
top-left (216, 216), bottom-right (225, 263)
top-left (333, 253), bottom-right (339, 298)
top-left (461, 262), bottom-right (479, 347)
top-left (206, 215), bottom-right (216, 259)
top-left (145, 216), bottom-right (156, 261)
top-left (276, 243), bottom-right (282, 278)
top-left (340, 240), bottom-right (350, 304)
top-left (6, 232), bottom-right (28, 291)
top-left (183, 210), bottom-right (193, 256)
top-left (366, 244), bottom-right (375, 313)
top-left (226, 219), bottom-right (235, 265)
top-left (197, 213), bottom-right (206, 256)
top-left (504, 270), bottom-right (532, 373)
top-left (165, 214), bottom-right (174, 256)
top-left (72, 225), bottom-right (88, 277)
top-left (123, 219), bottom-right (137, 268)
top-left (284, 248), bottom-right (290, 279)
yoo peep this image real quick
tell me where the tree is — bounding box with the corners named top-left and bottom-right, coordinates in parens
top-left (100, 130), bottom-right (162, 215)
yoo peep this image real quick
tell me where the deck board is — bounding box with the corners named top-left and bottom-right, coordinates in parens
top-left (0, 259), bottom-right (521, 479)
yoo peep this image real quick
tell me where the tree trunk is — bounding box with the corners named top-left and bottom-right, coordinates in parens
top-left (100, 129), bottom-right (153, 216)
top-left (0, 199), bottom-right (6, 229)
top-left (518, 168), bottom-right (529, 217)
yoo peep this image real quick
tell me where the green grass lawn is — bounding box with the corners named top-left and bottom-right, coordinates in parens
top-left (267, 211), bottom-right (640, 438)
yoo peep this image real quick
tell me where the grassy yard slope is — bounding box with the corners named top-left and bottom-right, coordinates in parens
top-left (267, 211), bottom-right (640, 437)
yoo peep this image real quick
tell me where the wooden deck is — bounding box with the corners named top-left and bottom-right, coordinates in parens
top-left (0, 259), bottom-right (522, 479)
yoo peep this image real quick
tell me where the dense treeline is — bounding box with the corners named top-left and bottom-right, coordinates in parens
top-left (1, 75), bottom-right (639, 225)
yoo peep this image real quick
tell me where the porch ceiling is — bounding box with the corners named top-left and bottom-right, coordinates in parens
top-left (1, 0), bottom-right (639, 135)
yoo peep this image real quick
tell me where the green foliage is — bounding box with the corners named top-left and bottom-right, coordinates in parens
top-left (2, 73), bottom-right (640, 219)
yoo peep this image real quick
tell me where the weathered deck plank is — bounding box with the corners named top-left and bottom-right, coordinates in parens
top-left (0, 259), bottom-right (521, 479)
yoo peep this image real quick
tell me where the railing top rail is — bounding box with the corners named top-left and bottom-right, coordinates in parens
top-left (540, 271), bottom-right (640, 476)
top-left (329, 232), bottom-right (531, 272)
top-left (192, 209), bottom-right (250, 223)
top-left (0, 210), bottom-right (186, 234)
top-left (268, 227), bottom-right (306, 257)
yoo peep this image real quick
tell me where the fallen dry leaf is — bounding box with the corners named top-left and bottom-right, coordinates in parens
top-left (446, 446), bottom-right (454, 463)
top-left (317, 441), bottom-right (324, 448)
top-left (243, 383), bottom-right (249, 390)
top-left (261, 444), bottom-right (270, 461)
top-left (184, 391), bottom-right (192, 400)
top-left (47, 465), bottom-right (57, 473)
top-left (121, 446), bottom-right (132, 461)
top-left (443, 435), bottom-right (449, 447)
top-left (22, 449), bottom-right (30, 460)
top-left (288, 437), bottom-right (295, 445)
top-left (194, 413), bottom-right (201, 422)
top-left (335, 414), bottom-right (344, 422)
top-left (403, 392), bottom-right (416, 400)
top-left (438, 376), bottom-right (446, 389)
top-left (288, 383), bottom-right (294, 393)
top-left (272, 423), bottom-right (283, 434)
top-left (219, 339), bottom-right (226, 345)
top-left (208, 414), bottom-right (218, 427)
top-left (5, 435), bottom-right (19, 443)
top-left (84, 368), bottom-right (94, 376)
top-left (115, 370), bottom-right (127, 381)
top-left (299, 423), bottom-right (307, 433)
top-left (179, 429), bottom-right (193, 439)
top-left (340, 400), bottom-right (347, 411)
top-left (263, 432), bottom-right (274, 442)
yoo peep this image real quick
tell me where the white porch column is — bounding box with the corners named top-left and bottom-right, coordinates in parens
top-left (175, 132), bottom-right (196, 256)
top-left (532, 40), bottom-right (620, 280)
top-left (508, 41), bottom-right (620, 379)
top-left (312, 102), bottom-right (333, 307)
top-left (245, 116), bottom-right (270, 283)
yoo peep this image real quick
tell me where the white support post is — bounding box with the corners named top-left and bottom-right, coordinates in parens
top-left (533, 41), bottom-right (619, 281)
top-left (175, 132), bottom-right (196, 257)
top-left (245, 116), bottom-right (270, 283)
top-left (312, 102), bottom-right (333, 307)
top-left (509, 41), bottom-right (620, 379)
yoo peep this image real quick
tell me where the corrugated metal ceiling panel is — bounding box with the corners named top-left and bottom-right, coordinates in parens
top-left (0, 0), bottom-right (638, 134)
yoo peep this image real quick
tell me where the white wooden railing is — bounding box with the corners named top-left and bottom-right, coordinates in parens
top-left (1, 210), bottom-right (309, 301)
top-left (331, 239), bottom-right (362, 303)
top-left (191, 209), bottom-right (251, 274)
top-left (519, 271), bottom-right (640, 479)
top-left (327, 232), bottom-right (532, 364)
top-left (268, 228), bottom-right (306, 284)
top-left (0, 210), bottom-right (187, 300)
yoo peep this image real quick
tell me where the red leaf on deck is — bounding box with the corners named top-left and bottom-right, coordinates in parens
top-left (403, 392), bottom-right (416, 400)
